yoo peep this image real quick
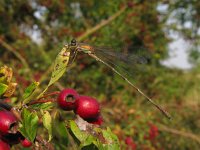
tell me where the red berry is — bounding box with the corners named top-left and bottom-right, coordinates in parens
top-left (87, 115), bottom-right (103, 125)
top-left (74, 96), bottom-right (100, 120)
top-left (20, 138), bottom-right (32, 147)
top-left (125, 137), bottom-right (137, 150)
top-left (149, 124), bottom-right (159, 141)
top-left (3, 99), bottom-right (11, 103)
top-left (0, 140), bottom-right (10, 150)
top-left (0, 110), bottom-right (17, 134)
top-left (57, 88), bottom-right (79, 110)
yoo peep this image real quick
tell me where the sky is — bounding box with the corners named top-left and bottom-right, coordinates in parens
top-left (158, 4), bottom-right (193, 70)
top-left (161, 32), bottom-right (193, 70)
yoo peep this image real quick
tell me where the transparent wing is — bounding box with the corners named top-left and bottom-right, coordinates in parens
top-left (89, 45), bottom-right (151, 80)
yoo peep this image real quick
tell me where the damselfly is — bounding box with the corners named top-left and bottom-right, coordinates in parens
top-left (49, 39), bottom-right (171, 119)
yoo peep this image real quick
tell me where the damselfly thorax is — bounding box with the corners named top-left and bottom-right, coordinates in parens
top-left (66, 39), bottom-right (95, 53)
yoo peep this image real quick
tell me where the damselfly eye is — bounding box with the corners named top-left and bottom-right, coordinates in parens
top-left (71, 39), bottom-right (77, 46)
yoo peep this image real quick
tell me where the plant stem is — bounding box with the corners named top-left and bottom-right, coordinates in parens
top-left (38, 91), bottom-right (60, 100)
top-left (77, 6), bottom-right (127, 42)
top-left (158, 124), bottom-right (200, 144)
top-left (28, 98), bottom-right (55, 106)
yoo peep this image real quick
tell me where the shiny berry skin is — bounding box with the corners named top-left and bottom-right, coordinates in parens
top-left (87, 115), bottom-right (103, 125)
top-left (74, 96), bottom-right (100, 120)
top-left (0, 140), bottom-right (10, 150)
top-left (20, 138), bottom-right (32, 147)
top-left (0, 110), bottom-right (17, 134)
top-left (57, 88), bottom-right (79, 111)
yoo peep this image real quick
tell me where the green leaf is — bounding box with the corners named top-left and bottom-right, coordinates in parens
top-left (69, 120), bottom-right (120, 150)
top-left (101, 128), bottom-right (120, 150)
top-left (0, 75), bottom-right (6, 83)
top-left (69, 120), bottom-right (88, 142)
top-left (22, 81), bottom-right (39, 104)
top-left (3, 82), bottom-right (17, 97)
top-left (30, 102), bottom-right (54, 110)
top-left (55, 122), bottom-right (69, 144)
top-left (42, 111), bottom-right (53, 141)
top-left (19, 108), bottom-right (39, 142)
top-left (38, 47), bottom-right (70, 98)
top-left (0, 83), bottom-right (8, 96)
top-left (48, 47), bottom-right (70, 86)
top-left (80, 135), bottom-right (96, 148)
top-left (69, 120), bottom-right (97, 148)
top-left (52, 119), bottom-right (70, 149)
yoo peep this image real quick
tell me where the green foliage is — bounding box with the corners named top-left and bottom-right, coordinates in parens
top-left (0, 0), bottom-right (200, 149)
top-left (42, 110), bottom-right (53, 141)
top-left (22, 81), bottom-right (39, 104)
top-left (52, 121), bottom-right (69, 149)
top-left (0, 83), bottom-right (7, 96)
top-left (19, 108), bottom-right (39, 142)
top-left (69, 120), bottom-right (120, 150)
top-left (30, 102), bottom-right (54, 110)
top-left (101, 128), bottom-right (120, 150)
top-left (39, 46), bottom-right (71, 97)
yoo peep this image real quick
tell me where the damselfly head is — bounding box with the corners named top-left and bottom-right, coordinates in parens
top-left (70, 39), bottom-right (77, 46)
top-left (64, 39), bottom-right (77, 48)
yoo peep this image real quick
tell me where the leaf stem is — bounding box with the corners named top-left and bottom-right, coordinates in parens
top-left (158, 124), bottom-right (200, 144)
top-left (28, 98), bottom-right (56, 106)
top-left (38, 91), bottom-right (60, 100)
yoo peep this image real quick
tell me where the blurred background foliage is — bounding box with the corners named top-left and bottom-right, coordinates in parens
top-left (0, 0), bottom-right (200, 149)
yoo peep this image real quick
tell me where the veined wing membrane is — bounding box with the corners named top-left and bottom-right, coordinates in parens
top-left (91, 46), bottom-right (150, 79)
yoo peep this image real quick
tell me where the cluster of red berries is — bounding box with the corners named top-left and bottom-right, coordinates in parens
top-left (57, 88), bottom-right (103, 125)
top-left (0, 110), bottom-right (32, 149)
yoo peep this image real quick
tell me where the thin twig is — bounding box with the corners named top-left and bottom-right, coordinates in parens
top-left (10, 107), bottom-right (22, 121)
top-left (77, 6), bottom-right (127, 42)
top-left (37, 91), bottom-right (60, 100)
top-left (28, 98), bottom-right (55, 106)
top-left (158, 124), bottom-right (200, 144)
